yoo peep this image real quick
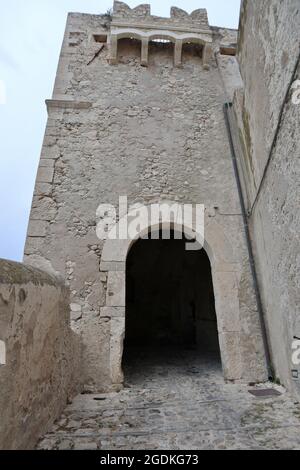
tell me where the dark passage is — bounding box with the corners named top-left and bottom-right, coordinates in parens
top-left (123, 231), bottom-right (221, 371)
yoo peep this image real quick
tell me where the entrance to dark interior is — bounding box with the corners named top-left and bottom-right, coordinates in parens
top-left (123, 230), bottom-right (221, 371)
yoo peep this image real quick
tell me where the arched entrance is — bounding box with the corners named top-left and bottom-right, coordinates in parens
top-left (123, 230), bottom-right (221, 373)
top-left (99, 202), bottom-right (264, 389)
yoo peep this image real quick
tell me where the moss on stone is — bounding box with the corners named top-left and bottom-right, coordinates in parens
top-left (242, 105), bottom-right (255, 178)
top-left (238, 128), bottom-right (252, 179)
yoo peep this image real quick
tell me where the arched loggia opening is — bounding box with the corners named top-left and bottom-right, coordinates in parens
top-left (148, 37), bottom-right (175, 67)
top-left (122, 229), bottom-right (221, 378)
top-left (117, 37), bottom-right (142, 64)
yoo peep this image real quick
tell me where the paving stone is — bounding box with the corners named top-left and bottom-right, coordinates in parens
top-left (38, 350), bottom-right (300, 450)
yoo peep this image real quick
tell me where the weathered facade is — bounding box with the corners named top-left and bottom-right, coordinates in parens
top-left (231, 0), bottom-right (300, 397)
top-left (23, 1), bottom-right (270, 393)
top-left (0, 0), bottom-right (298, 452)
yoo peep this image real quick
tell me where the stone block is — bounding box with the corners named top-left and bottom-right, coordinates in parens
top-left (106, 272), bottom-right (125, 307)
top-left (218, 332), bottom-right (243, 381)
top-left (34, 183), bottom-right (52, 196)
top-left (101, 239), bottom-right (130, 263)
top-left (100, 307), bottom-right (125, 318)
top-left (109, 317), bottom-right (125, 385)
top-left (27, 220), bottom-right (48, 238)
top-left (213, 271), bottom-right (240, 333)
top-left (31, 196), bottom-right (57, 221)
top-left (37, 167), bottom-right (55, 184)
top-left (100, 261), bottom-right (125, 272)
top-left (39, 159), bottom-right (55, 168)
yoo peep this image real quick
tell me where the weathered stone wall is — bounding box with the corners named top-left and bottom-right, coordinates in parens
top-left (24, 5), bottom-right (268, 391)
top-left (233, 0), bottom-right (300, 397)
top-left (0, 259), bottom-right (82, 450)
top-left (212, 27), bottom-right (243, 101)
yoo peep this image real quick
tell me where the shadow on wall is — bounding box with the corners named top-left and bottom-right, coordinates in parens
top-left (0, 259), bottom-right (82, 450)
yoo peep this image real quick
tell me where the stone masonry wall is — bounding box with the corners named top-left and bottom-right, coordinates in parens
top-left (233, 0), bottom-right (300, 397)
top-left (0, 259), bottom-right (82, 449)
top-left (24, 7), bottom-right (267, 391)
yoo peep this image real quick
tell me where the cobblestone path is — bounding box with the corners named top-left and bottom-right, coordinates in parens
top-left (38, 349), bottom-right (300, 450)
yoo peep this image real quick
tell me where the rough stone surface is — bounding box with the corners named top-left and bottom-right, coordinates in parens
top-left (37, 349), bottom-right (300, 450)
top-left (23, 2), bottom-right (267, 391)
top-left (237, 0), bottom-right (300, 199)
top-left (0, 259), bottom-right (82, 450)
top-left (233, 0), bottom-right (300, 398)
top-left (1, 1), bottom-right (297, 450)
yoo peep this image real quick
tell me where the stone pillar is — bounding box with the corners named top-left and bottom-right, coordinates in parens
top-left (109, 34), bottom-right (118, 65)
top-left (141, 37), bottom-right (149, 66)
top-left (203, 43), bottom-right (213, 70)
top-left (110, 317), bottom-right (125, 388)
top-left (174, 39), bottom-right (183, 67)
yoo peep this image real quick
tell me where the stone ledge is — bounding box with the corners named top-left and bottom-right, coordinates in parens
top-left (111, 21), bottom-right (212, 36)
top-left (46, 99), bottom-right (92, 112)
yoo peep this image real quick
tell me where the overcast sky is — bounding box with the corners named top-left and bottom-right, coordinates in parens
top-left (0, 0), bottom-right (241, 261)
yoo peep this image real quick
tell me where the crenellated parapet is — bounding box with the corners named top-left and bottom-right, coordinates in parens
top-left (113, 1), bottom-right (151, 18)
top-left (113, 2), bottom-right (209, 29)
top-left (110, 1), bottom-right (213, 68)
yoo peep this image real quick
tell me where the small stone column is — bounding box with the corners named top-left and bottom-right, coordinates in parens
top-left (203, 43), bottom-right (213, 70)
top-left (174, 39), bottom-right (183, 67)
top-left (109, 34), bottom-right (118, 65)
top-left (141, 37), bottom-right (149, 66)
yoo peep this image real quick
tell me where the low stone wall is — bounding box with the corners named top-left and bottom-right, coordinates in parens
top-left (0, 259), bottom-right (82, 450)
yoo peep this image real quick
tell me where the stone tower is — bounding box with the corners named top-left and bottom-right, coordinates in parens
top-left (24, 1), bottom-right (268, 392)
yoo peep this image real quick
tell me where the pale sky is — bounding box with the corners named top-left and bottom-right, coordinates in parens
top-left (0, 0), bottom-right (241, 261)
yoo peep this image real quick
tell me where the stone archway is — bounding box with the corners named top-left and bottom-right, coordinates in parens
top-left (100, 204), bottom-right (244, 389)
top-left (123, 230), bottom-right (221, 369)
